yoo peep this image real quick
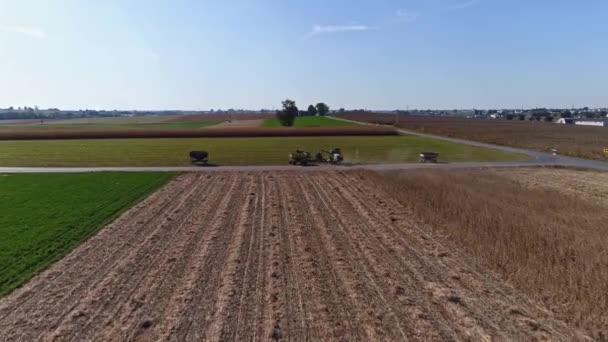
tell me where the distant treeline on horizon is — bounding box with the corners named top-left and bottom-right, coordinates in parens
top-left (1, 106), bottom-right (606, 121)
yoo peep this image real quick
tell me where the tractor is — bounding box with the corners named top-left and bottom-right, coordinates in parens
top-left (288, 150), bottom-right (313, 166)
top-left (315, 148), bottom-right (344, 164)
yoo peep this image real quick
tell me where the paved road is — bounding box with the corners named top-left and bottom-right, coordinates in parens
top-left (0, 161), bottom-right (567, 173)
top-left (333, 116), bottom-right (608, 171)
top-left (0, 118), bottom-right (606, 173)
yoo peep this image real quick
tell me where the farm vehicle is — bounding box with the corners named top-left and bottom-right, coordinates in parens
top-left (189, 151), bottom-right (209, 165)
top-left (289, 148), bottom-right (344, 165)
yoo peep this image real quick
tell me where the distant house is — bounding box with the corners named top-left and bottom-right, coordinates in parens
top-left (556, 118), bottom-right (575, 124)
top-left (575, 119), bottom-right (607, 127)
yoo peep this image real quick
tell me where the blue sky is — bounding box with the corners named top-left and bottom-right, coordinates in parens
top-left (0, 0), bottom-right (607, 110)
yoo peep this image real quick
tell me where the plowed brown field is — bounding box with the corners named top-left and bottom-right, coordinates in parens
top-left (0, 172), bottom-right (578, 341)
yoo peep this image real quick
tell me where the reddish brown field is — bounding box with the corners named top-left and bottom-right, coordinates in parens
top-left (369, 168), bottom-right (608, 339)
top-left (0, 126), bottom-right (397, 140)
top-left (0, 172), bottom-right (579, 341)
top-left (337, 112), bottom-right (608, 160)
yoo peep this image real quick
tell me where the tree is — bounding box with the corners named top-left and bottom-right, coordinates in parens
top-left (561, 110), bottom-right (572, 118)
top-left (339, 108), bottom-right (346, 113)
top-left (518, 114), bottom-right (526, 120)
top-left (544, 115), bottom-right (553, 122)
top-left (315, 102), bottom-right (330, 116)
top-left (307, 104), bottom-right (317, 117)
top-left (277, 99), bottom-right (298, 126)
top-left (505, 114), bottom-right (514, 120)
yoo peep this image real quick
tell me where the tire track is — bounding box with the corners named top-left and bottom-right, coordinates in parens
top-left (276, 174), bottom-right (359, 340)
top-left (99, 173), bottom-right (234, 340)
top-left (302, 173), bottom-right (441, 341)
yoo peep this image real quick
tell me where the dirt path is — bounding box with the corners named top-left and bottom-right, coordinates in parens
top-left (0, 172), bottom-right (579, 341)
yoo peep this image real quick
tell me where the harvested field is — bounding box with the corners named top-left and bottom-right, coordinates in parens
top-left (368, 168), bottom-right (608, 339)
top-left (0, 172), bottom-right (578, 341)
top-left (206, 119), bottom-right (264, 129)
top-left (337, 112), bottom-right (608, 160)
top-left (0, 121), bottom-right (220, 131)
top-left (166, 113), bottom-right (274, 123)
top-left (0, 126), bottom-right (397, 140)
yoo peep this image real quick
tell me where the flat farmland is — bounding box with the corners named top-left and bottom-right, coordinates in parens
top-left (369, 168), bottom-right (608, 338)
top-left (0, 121), bottom-right (220, 131)
top-left (499, 167), bottom-right (608, 205)
top-left (337, 112), bottom-right (608, 160)
top-left (262, 116), bottom-right (357, 127)
top-left (0, 172), bottom-right (577, 341)
top-left (0, 136), bottom-right (525, 166)
top-left (0, 172), bottom-right (173, 296)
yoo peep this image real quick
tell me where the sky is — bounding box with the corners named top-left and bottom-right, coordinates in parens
top-left (0, 0), bottom-right (607, 110)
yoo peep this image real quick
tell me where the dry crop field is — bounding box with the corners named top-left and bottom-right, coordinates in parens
top-left (337, 112), bottom-right (608, 160)
top-left (369, 168), bottom-right (608, 339)
top-left (165, 112), bottom-right (275, 123)
top-left (0, 171), bottom-right (581, 341)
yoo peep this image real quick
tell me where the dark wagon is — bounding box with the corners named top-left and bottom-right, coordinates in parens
top-left (189, 151), bottom-right (209, 165)
top-left (419, 152), bottom-right (439, 163)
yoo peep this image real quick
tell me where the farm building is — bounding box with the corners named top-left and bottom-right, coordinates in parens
top-left (556, 118), bottom-right (607, 127)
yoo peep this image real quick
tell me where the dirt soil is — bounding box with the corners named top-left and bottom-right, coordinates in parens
top-left (0, 172), bottom-right (579, 341)
top-left (501, 168), bottom-right (608, 206)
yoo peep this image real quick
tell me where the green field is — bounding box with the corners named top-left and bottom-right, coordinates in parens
top-left (262, 116), bottom-right (357, 127)
top-left (0, 172), bottom-right (173, 295)
top-left (0, 136), bottom-right (526, 166)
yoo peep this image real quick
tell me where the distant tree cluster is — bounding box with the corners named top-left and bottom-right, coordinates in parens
top-left (276, 100), bottom-right (298, 126)
top-left (275, 100), bottom-right (332, 126)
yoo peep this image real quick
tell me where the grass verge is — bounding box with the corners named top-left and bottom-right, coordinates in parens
top-left (0, 136), bottom-right (526, 166)
top-left (0, 172), bottom-right (173, 296)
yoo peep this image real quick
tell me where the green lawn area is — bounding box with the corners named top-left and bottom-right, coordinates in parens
top-left (262, 116), bottom-right (357, 127)
top-left (0, 136), bottom-right (526, 166)
top-left (0, 172), bottom-right (173, 296)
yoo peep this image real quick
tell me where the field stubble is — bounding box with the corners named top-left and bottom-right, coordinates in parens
top-left (0, 171), bottom-right (578, 341)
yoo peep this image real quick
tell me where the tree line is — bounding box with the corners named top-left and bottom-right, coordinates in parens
top-left (276, 100), bottom-right (331, 126)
